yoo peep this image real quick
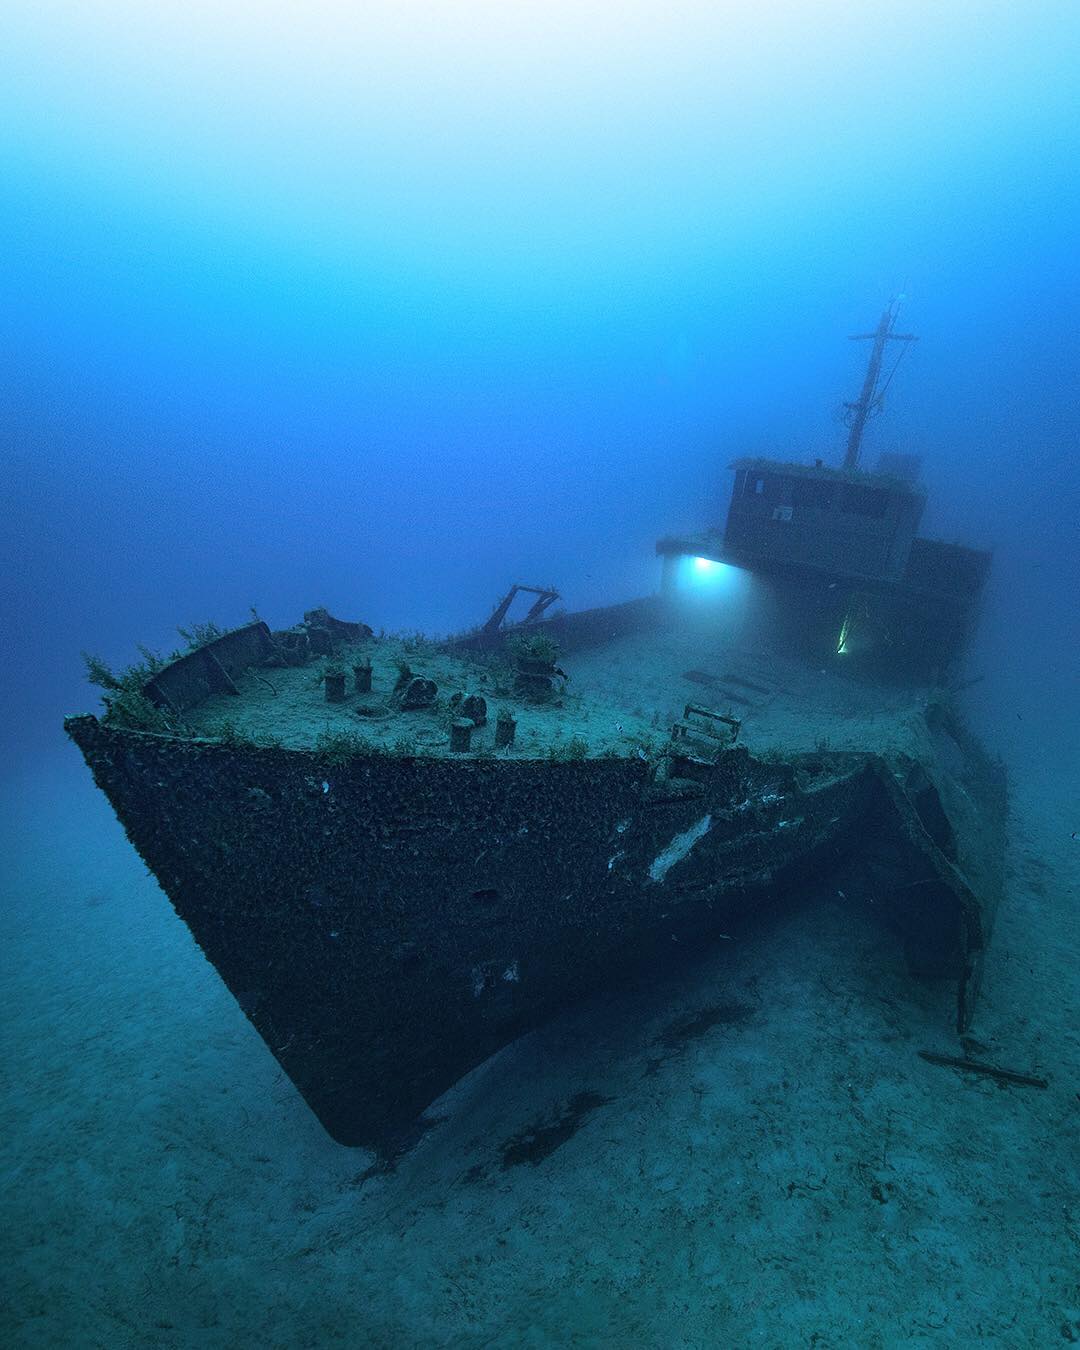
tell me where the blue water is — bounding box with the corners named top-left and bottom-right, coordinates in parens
top-left (2, 5), bottom-right (1079, 1345)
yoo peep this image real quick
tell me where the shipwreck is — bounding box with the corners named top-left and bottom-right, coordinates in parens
top-left (67, 306), bottom-right (1005, 1150)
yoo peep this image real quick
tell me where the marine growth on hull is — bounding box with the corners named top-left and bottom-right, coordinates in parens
top-left (70, 595), bottom-right (1007, 1147)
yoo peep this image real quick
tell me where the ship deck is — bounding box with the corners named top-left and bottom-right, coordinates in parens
top-left (181, 633), bottom-right (659, 759)
top-left (566, 614), bottom-right (937, 765)
top-left (180, 605), bottom-right (937, 767)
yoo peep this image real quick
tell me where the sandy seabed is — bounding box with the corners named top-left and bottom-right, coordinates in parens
top-left (2, 716), bottom-right (1077, 1348)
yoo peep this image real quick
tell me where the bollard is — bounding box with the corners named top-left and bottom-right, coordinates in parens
top-left (325, 671), bottom-right (347, 703)
top-left (354, 662), bottom-right (372, 693)
top-left (450, 718), bottom-right (473, 753)
top-left (461, 694), bottom-right (488, 726)
top-left (495, 711), bottom-right (517, 748)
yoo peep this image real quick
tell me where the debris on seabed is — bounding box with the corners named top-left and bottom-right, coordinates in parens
top-left (917, 1050), bottom-right (1048, 1090)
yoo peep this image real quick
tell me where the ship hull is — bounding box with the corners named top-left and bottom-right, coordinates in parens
top-left (65, 706), bottom-right (999, 1150)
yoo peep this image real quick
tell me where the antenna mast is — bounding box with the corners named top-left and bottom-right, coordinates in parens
top-left (843, 302), bottom-right (918, 472)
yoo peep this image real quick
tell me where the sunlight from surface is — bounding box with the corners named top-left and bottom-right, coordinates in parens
top-left (5, 0), bottom-right (1076, 275)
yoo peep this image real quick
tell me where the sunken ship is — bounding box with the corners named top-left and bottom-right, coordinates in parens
top-left (67, 308), bottom-right (1004, 1150)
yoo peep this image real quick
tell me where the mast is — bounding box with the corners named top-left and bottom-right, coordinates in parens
top-left (843, 303), bottom-right (917, 472)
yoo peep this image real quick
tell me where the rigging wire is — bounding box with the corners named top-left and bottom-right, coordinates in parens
top-left (838, 287), bottom-right (915, 427)
top-left (870, 335), bottom-right (914, 414)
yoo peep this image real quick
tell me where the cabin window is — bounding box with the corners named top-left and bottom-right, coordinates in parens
top-left (744, 473), bottom-right (767, 497)
top-left (839, 484), bottom-right (888, 518)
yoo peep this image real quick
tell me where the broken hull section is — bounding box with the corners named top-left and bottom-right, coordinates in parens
top-left (65, 714), bottom-right (998, 1150)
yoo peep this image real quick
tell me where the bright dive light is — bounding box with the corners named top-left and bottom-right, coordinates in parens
top-left (677, 554), bottom-right (745, 595)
